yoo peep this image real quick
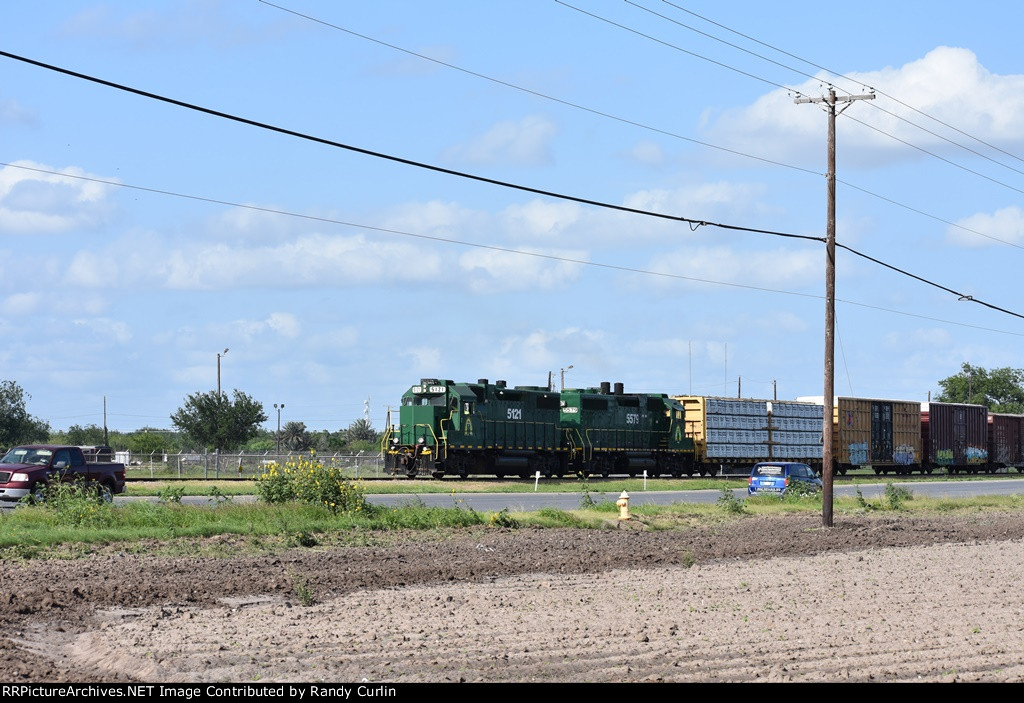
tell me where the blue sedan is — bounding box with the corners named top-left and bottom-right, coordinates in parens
top-left (747, 462), bottom-right (822, 495)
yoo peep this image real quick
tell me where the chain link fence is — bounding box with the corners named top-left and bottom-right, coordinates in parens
top-left (120, 450), bottom-right (385, 480)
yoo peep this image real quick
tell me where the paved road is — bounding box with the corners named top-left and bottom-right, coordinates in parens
top-left (96, 478), bottom-right (1024, 511)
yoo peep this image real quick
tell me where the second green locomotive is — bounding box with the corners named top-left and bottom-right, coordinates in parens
top-left (382, 378), bottom-right (695, 478)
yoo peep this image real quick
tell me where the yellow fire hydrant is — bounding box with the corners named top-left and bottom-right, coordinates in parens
top-left (616, 491), bottom-right (630, 521)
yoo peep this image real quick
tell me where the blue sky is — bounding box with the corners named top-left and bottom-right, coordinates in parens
top-left (2, 1), bottom-right (1023, 433)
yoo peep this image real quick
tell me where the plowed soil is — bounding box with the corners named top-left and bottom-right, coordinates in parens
top-left (3, 511), bottom-right (1024, 683)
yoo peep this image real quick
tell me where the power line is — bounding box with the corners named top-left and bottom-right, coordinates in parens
top-left (556, 0), bottom-right (808, 97)
top-left (660, 0), bottom-right (1024, 168)
top-left (638, 0), bottom-right (1024, 180)
top-left (6, 159), bottom-right (1022, 337)
top-left (256, 0), bottom-right (819, 177)
top-left (0, 49), bottom-right (817, 245)
top-left (578, 1), bottom-right (1024, 198)
top-left (259, 0), bottom-right (1023, 250)
top-left (2, 51), bottom-right (1021, 321)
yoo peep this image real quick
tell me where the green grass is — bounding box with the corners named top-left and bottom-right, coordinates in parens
top-left (3, 484), bottom-right (1022, 560)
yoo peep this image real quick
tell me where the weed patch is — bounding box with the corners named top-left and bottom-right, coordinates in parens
top-left (884, 483), bottom-right (913, 511)
top-left (717, 488), bottom-right (747, 515)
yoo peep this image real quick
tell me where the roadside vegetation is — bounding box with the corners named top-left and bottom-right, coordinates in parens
top-left (2, 469), bottom-right (1022, 561)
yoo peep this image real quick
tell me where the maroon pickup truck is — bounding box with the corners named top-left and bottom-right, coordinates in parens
top-left (0, 445), bottom-right (126, 503)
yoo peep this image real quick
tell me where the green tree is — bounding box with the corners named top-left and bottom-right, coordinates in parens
top-left (170, 389), bottom-right (268, 450)
top-left (277, 420), bottom-right (312, 452)
top-left (345, 418), bottom-right (378, 444)
top-left (935, 363), bottom-right (1024, 413)
top-left (64, 423), bottom-right (107, 445)
top-left (0, 380), bottom-right (50, 447)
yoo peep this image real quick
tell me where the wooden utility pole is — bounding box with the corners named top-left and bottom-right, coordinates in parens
top-left (795, 88), bottom-right (874, 528)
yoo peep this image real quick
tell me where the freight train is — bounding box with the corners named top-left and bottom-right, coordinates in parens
top-left (381, 379), bottom-right (695, 479)
top-left (382, 378), bottom-right (1024, 478)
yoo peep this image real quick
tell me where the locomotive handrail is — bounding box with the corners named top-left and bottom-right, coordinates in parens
top-left (414, 423), bottom-right (442, 457)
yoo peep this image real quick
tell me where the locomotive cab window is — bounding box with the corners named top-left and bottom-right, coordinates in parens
top-left (463, 402), bottom-right (474, 414)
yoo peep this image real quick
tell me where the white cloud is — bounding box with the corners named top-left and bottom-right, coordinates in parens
top-left (458, 247), bottom-right (585, 293)
top-left (499, 200), bottom-right (582, 239)
top-left (445, 115), bottom-right (557, 166)
top-left (72, 317), bottom-right (133, 344)
top-left (947, 206), bottom-right (1024, 247)
top-left (648, 246), bottom-right (820, 290)
top-left (704, 47), bottom-right (1024, 166)
top-left (58, 0), bottom-right (292, 49)
top-left (491, 327), bottom-right (609, 375)
top-left (0, 161), bottom-right (115, 234)
top-left (155, 233), bottom-right (443, 290)
top-left (233, 313), bottom-right (301, 341)
top-left (405, 346), bottom-right (442, 371)
top-left (624, 182), bottom-right (770, 221)
top-left (0, 98), bottom-right (36, 127)
top-left (622, 141), bottom-right (666, 167)
top-left (0, 292), bottom-right (41, 315)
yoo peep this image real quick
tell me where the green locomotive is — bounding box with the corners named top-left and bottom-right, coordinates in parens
top-left (382, 378), bottom-right (695, 478)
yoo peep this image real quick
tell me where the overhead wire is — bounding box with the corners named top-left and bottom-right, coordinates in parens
top-left (646, 0), bottom-right (1024, 179)
top-left (660, 0), bottom-right (1024, 169)
top-left (0, 49), bottom-right (820, 245)
top-left (5, 158), bottom-right (1023, 337)
top-left (574, 1), bottom-right (1024, 198)
top-left (259, 0), bottom-right (1024, 249)
top-left (1, 49), bottom-right (1021, 322)
top-left (255, 0), bottom-right (819, 177)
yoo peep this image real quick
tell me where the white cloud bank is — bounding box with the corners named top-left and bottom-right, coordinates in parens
top-left (444, 115), bottom-right (557, 166)
top-left (0, 160), bottom-right (114, 234)
top-left (947, 206), bottom-right (1024, 247)
top-left (705, 47), bottom-right (1024, 166)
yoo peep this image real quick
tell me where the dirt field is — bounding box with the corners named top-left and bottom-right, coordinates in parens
top-left (3, 511), bottom-right (1024, 683)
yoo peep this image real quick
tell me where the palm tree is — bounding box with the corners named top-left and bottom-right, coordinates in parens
top-left (345, 418), bottom-right (378, 444)
top-left (277, 421), bottom-right (312, 452)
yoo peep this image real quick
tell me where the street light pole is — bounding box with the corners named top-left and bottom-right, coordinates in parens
top-left (217, 348), bottom-right (229, 396)
top-left (560, 364), bottom-right (574, 391)
top-left (274, 403), bottom-right (284, 454)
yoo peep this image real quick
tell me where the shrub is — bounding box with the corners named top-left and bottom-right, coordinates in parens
top-left (884, 482), bottom-right (913, 511)
top-left (783, 480), bottom-right (821, 501)
top-left (33, 480), bottom-right (115, 528)
top-left (157, 484), bottom-right (185, 504)
top-left (489, 508), bottom-right (520, 529)
top-left (255, 453), bottom-right (368, 515)
top-left (717, 488), bottom-right (746, 515)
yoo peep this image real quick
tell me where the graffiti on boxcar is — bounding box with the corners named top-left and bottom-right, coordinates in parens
top-left (848, 442), bottom-right (868, 464)
top-left (966, 446), bottom-right (988, 464)
top-left (894, 445), bottom-right (916, 465)
top-left (936, 449), bottom-right (954, 465)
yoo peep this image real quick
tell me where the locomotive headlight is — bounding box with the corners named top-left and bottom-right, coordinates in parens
top-left (418, 437), bottom-right (426, 445)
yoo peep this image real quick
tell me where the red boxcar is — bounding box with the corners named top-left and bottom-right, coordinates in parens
top-left (988, 413), bottom-right (1024, 473)
top-left (921, 403), bottom-right (989, 474)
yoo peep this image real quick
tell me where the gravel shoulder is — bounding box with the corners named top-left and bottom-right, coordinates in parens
top-left (3, 510), bottom-right (1024, 682)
